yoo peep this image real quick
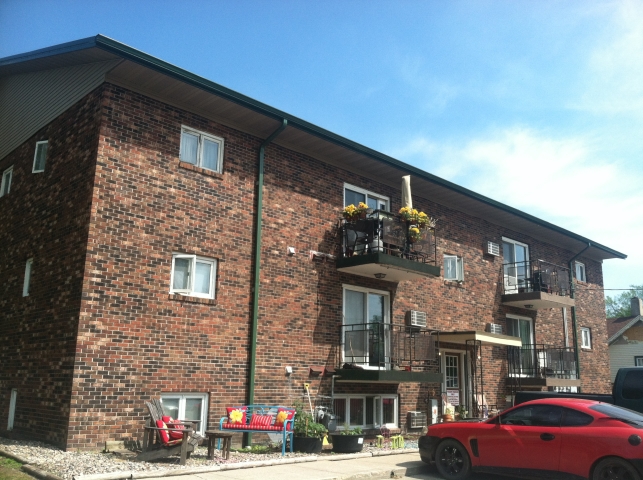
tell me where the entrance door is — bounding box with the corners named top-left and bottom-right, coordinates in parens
top-left (443, 353), bottom-right (465, 413)
top-left (503, 238), bottom-right (529, 293)
top-left (507, 316), bottom-right (535, 376)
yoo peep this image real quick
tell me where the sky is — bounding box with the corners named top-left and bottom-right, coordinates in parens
top-left (1, 0), bottom-right (641, 297)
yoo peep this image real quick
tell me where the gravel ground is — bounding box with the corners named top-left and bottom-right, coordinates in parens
top-left (0, 437), bottom-right (420, 480)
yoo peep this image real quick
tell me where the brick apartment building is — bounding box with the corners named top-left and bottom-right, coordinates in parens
top-left (0, 36), bottom-right (626, 450)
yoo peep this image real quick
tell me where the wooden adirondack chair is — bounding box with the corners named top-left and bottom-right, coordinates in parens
top-left (134, 398), bottom-right (203, 465)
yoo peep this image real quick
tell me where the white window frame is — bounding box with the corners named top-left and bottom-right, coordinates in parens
top-left (23, 258), bottom-right (33, 297)
top-left (8, 389), bottom-right (17, 430)
top-left (342, 285), bottom-right (390, 370)
top-left (502, 237), bottom-right (530, 293)
top-left (635, 357), bottom-right (643, 367)
top-left (581, 327), bottom-right (592, 349)
top-left (444, 254), bottom-right (464, 281)
top-left (333, 394), bottom-right (398, 429)
top-left (170, 254), bottom-right (217, 299)
top-left (1, 166), bottom-right (13, 196)
top-left (160, 393), bottom-right (208, 435)
top-left (179, 126), bottom-right (224, 173)
top-left (507, 314), bottom-right (535, 377)
top-left (575, 262), bottom-right (586, 282)
top-left (344, 183), bottom-right (390, 212)
top-left (32, 140), bottom-right (48, 173)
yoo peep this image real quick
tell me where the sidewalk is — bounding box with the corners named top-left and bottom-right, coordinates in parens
top-left (75, 450), bottom-right (429, 480)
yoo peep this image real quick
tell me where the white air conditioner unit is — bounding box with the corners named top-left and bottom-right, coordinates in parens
top-left (406, 310), bottom-right (427, 328)
top-left (407, 411), bottom-right (427, 428)
top-left (487, 241), bottom-right (500, 256)
top-left (486, 323), bottom-right (503, 335)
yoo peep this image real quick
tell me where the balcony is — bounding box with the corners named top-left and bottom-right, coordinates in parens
top-left (337, 322), bottom-right (442, 384)
top-left (506, 344), bottom-right (580, 388)
top-left (501, 259), bottom-right (574, 310)
top-left (336, 210), bottom-right (440, 282)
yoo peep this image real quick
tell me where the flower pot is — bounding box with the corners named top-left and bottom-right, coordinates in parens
top-left (292, 436), bottom-right (323, 453)
top-left (442, 414), bottom-right (454, 422)
top-left (330, 434), bottom-right (364, 453)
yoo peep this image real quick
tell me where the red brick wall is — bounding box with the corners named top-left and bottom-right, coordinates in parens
top-left (0, 88), bottom-right (103, 448)
top-left (1, 81), bottom-right (612, 449)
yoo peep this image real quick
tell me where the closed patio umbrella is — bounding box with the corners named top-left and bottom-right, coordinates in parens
top-left (401, 175), bottom-right (412, 209)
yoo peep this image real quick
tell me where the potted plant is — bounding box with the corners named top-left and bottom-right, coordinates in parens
top-left (330, 424), bottom-right (364, 453)
top-left (292, 405), bottom-right (327, 453)
top-left (454, 404), bottom-right (468, 420)
top-left (342, 202), bottom-right (369, 221)
top-left (442, 405), bottom-right (454, 422)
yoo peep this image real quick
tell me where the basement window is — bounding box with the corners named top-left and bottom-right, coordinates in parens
top-left (160, 394), bottom-right (207, 435)
top-left (33, 141), bottom-right (48, 173)
top-left (333, 395), bottom-right (398, 429)
top-left (179, 126), bottom-right (224, 173)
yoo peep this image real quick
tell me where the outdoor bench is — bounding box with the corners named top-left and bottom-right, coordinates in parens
top-left (219, 404), bottom-right (295, 455)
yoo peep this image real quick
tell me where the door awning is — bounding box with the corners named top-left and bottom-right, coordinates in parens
top-left (439, 330), bottom-right (522, 347)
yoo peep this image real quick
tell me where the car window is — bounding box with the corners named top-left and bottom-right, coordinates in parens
top-left (591, 404), bottom-right (643, 425)
top-left (500, 405), bottom-right (562, 427)
top-left (561, 407), bottom-right (593, 426)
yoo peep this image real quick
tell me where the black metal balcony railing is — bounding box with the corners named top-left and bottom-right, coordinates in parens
top-left (339, 210), bottom-right (437, 265)
top-left (342, 322), bottom-right (440, 372)
top-left (502, 259), bottom-right (572, 297)
top-left (507, 344), bottom-right (578, 379)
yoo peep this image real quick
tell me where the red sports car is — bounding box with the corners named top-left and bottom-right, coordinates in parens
top-left (419, 398), bottom-right (643, 480)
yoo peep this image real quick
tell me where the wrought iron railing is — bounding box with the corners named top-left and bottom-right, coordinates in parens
top-left (341, 322), bottom-right (440, 372)
top-left (339, 210), bottom-right (437, 265)
top-left (507, 344), bottom-right (578, 379)
top-left (502, 259), bottom-right (572, 297)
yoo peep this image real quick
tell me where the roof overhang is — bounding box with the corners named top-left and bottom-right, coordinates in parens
top-left (608, 316), bottom-right (643, 344)
top-left (439, 331), bottom-right (522, 347)
top-left (0, 35), bottom-right (627, 262)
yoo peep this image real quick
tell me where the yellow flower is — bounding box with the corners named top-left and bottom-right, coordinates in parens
top-left (230, 409), bottom-right (244, 424)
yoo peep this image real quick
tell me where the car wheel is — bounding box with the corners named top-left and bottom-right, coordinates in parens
top-left (593, 457), bottom-right (641, 480)
top-left (435, 439), bottom-right (471, 480)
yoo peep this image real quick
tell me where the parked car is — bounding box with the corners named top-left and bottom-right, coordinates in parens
top-left (515, 367), bottom-right (643, 414)
top-left (419, 398), bottom-right (643, 480)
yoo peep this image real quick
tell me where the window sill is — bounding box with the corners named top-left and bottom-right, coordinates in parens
top-left (169, 294), bottom-right (216, 305)
top-left (179, 161), bottom-right (223, 179)
top-left (444, 280), bottom-right (464, 287)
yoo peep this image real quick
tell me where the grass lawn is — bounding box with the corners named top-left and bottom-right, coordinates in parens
top-left (0, 457), bottom-right (35, 480)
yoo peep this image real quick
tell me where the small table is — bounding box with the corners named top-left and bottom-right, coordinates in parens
top-left (205, 430), bottom-right (233, 460)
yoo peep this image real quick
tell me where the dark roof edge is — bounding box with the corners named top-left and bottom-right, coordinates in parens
top-left (1, 35), bottom-right (627, 261)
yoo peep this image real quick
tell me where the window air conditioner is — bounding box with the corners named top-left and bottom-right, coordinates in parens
top-left (487, 241), bottom-right (500, 256)
top-left (406, 310), bottom-right (427, 328)
top-left (407, 411), bottom-right (427, 428)
top-left (486, 323), bottom-right (503, 335)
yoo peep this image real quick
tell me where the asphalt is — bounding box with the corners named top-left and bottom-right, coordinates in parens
top-left (85, 451), bottom-right (431, 480)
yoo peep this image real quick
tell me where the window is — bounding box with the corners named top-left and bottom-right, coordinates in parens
top-left (502, 237), bottom-right (529, 293)
top-left (575, 262), bottom-right (586, 282)
top-left (7, 389), bottom-right (17, 431)
top-left (333, 394), bottom-right (398, 428)
top-left (635, 356), bottom-right (643, 367)
top-left (560, 407), bottom-right (593, 427)
top-left (344, 183), bottom-right (389, 211)
top-left (1, 166), bottom-right (12, 196)
top-left (179, 126), bottom-right (224, 173)
top-left (170, 254), bottom-right (217, 299)
top-left (343, 286), bottom-right (390, 369)
top-left (444, 255), bottom-right (464, 281)
top-left (23, 258), bottom-right (33, 297)
top-left (161, 393), bottom-right (207, 435)
top-left (33, 141), bottom-right (48, 173)
top-left (581, 327), bottom-right (592, 349)
top-left (500, 404), bottom-right (562, 427)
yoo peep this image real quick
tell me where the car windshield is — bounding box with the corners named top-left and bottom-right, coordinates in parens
top-left (591, 404), bottom-right (643, 426)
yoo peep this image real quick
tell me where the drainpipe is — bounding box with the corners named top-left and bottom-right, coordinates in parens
top-left (568, 242), bottom-right (591, 393)
top-left (246, 119), bottom-right (287, 444)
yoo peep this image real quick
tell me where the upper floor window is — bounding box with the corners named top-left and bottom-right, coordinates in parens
top-left (503, 237), bottom-right (529, 293)
top-left (180, 126), bottom-right (224, 173)
top-left (575, 262), bottom-right (586, 282)
top-left (170, 254), bottom-right (217, 299)
top-left (23, 258), bottom-right (33, 297)
top-left (581, 327), bottom-right (592, 349)
top-left (33, 141), bottom-right (48, 173)
top-left (344, 183), bottom-right (389, 211)
top-left (444, 255), bottom-right (464, 282)
top-left (1, 166), bottom-right (12, 197)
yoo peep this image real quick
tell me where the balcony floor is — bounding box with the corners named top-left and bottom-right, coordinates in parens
top-left (336, 368), bottom-right (442, 384)
top-left (336, 252), bottom-right (440, 282)
top-left (501, 291), bottom-right (575, 310)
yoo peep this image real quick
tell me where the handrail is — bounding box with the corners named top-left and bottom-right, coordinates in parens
top-left (501, 259), bottom-right (572, 297)
top-left (507, 343), bottom-right (578, 379)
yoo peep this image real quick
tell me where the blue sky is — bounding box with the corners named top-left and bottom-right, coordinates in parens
top-left (1, 0), bottom-right (641, 296)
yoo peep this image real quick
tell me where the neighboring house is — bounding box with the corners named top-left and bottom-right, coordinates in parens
top-left (0, 36), bottom-right (627, 451)
top-left (608, 297), bottom-right (643, 382)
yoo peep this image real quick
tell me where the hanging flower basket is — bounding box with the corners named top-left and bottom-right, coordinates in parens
top-left (342, 202), bottom-right (368, 221)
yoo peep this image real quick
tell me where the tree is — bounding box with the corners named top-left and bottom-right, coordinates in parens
top-left (605, 285), bottom-right (643, 318)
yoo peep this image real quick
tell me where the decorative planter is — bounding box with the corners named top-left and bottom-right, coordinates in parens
top-left (441, 414), bottom-right (454, 422)
top-left (330, 434), bottom-right (364, 453)
top-left (292, 436), bottom-right (323, 453)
